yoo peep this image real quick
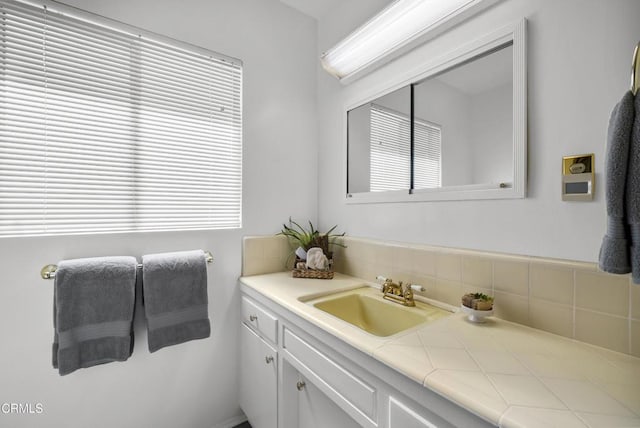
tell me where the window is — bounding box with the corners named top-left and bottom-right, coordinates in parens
top-left (413, 118), bottom-right (441, 189)
top-left (369, 105), bottom-right (410, 192)
top-left (369, 104), bottom-right (440, 193)
top-left (0, 0), bottom-right (242, 237)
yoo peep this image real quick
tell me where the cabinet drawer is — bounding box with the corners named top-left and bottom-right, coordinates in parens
top-left (283, 327), bottom-right (376, 420)
top-left (242, 296), bottom-right (278, 344)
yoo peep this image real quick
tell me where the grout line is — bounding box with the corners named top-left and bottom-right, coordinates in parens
top-left (527, 260), bottom-right (532, 327)
top-left (573, 307), bottom-right (631, 320)
top-left (571, 269), bottom-right (578, 339)
top-left (508, 352), bottom-right (586, 420)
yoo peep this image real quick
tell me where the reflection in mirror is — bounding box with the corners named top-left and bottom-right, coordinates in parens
top-left (347, 86), bottom-right (410, 194)
top-left (413, 43), bottom-right (513, 189)
top-left (346, 35), bottom-right (522, 201)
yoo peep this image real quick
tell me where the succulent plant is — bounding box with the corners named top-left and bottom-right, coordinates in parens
top-left (462, 292), bottom-right (494, 310)
top-left (471, 292), bottom-right (494, 302)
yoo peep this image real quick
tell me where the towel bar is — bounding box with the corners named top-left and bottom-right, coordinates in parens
top-left (41, 250), bottom-right (214, 280)
top-left (632, 41), bottom-right (640, 95)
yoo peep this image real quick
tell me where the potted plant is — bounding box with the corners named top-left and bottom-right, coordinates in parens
top-left (278, 218), bottom-right (345, 278)
top-left (279, 218), bottom-right (345, 257)
top-left (461, 292), bottom-right (494, 323)
top-left (461, 292), bottom-right (494, 311)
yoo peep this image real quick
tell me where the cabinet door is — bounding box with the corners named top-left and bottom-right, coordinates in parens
top-left (287, 372), bottom-right (361, 428)
top-left (240, 324), bottom-right (277, 428)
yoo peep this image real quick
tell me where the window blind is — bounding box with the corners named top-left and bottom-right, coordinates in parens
top-left (0, 0), bottom-right (242, 237)
top-left (369, 104), bottom-right (410, 192)
top-left (369, 104), bottom-right (441, 192)
top-left (413, 119), bottom-right (441, 189)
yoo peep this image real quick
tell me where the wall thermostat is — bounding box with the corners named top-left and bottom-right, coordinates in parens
top-left (562, 154), bottom-right (594, 201)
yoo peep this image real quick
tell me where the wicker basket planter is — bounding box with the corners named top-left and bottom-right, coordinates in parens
top-left (291, 256), bottom-right (334, 279)
top-left (291, 268), bottom-right (334, 279)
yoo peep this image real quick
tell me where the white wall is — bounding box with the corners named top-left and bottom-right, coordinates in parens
top-left (470, 83), bottom-right (513, 184)
top-left (317, 0), bottom-right (640, 262)
top-left (0, 1), bottom-right (317, 427)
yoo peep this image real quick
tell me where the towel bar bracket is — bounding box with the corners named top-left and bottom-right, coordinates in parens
top-left (41, 250), bottom-right (214, 280)
top-left (41, 264), bottom-right (58, 280)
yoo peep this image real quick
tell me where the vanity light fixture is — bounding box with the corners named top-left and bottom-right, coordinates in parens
top-left (320, 0), bottom-right (498, 84)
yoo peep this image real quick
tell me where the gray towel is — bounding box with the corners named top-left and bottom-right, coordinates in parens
top-left (627, 92), bottom-right (640, 284)
top-left (53, 256), bottom-right (137, 376)
top-left (142, 250), bottom-right (210, 352)
top-left (599, 91), bottom-right (635, 274)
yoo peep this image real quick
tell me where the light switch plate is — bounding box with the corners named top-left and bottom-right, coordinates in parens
top-left (562, 154), bottom-right (594, 201)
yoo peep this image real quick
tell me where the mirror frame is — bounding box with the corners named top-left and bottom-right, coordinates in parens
top-left (344, 19), bottom-right (527, 204)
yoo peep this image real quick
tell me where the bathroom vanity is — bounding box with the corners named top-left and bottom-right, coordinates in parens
top-left (240, 273), bottom-right (491, 428)
top-left (239, 272), bottom-right (640, 428)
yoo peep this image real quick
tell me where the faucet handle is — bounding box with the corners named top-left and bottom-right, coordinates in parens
top-left (409, 284), bottom-right (425, 292)
top-left (378, 276), bottom-right (392, 294)
top-left (402, 283), bottom-right (413, 298)
top-left (377, 275), bottom-right (394, 289)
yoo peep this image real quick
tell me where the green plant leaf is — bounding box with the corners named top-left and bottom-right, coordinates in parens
top-left (278, 218), bottom-right (347, 251)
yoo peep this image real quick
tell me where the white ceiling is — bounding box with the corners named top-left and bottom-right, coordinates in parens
top-left (278, 0), bottom-right (343, 20)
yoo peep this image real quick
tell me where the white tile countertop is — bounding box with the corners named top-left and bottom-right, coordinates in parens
top-left (239, 272), bottom-right (640, 428)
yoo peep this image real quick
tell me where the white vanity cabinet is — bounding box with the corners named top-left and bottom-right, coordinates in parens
top-left (239, 287), bottom-right (494, 428)
top-left (240, 297), bottom-right (278, 428)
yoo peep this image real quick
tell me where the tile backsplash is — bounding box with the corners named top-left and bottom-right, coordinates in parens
top-left (242, 234), bottom-right (291, 277)
top-left (242, 235), bottom-right (639, 357)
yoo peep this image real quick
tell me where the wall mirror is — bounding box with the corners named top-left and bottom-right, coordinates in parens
top-left (346, 20), bottom-right (526, 203)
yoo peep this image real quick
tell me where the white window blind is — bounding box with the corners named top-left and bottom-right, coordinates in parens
top-left (0, 0), bottom-right (242, 237)
top-left (369, 104), bottom-right (410, 192)
top-left (369, 104), bottom-right (441, 192)
top-left (413, 118), bottom-right (441, 189)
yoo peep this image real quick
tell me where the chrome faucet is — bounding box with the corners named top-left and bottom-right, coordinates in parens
top-left (377, 276), bottom-right (419, 307)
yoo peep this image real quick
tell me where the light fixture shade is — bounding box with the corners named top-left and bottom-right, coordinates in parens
top-left (320, 0), bottom-right (496, 83)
